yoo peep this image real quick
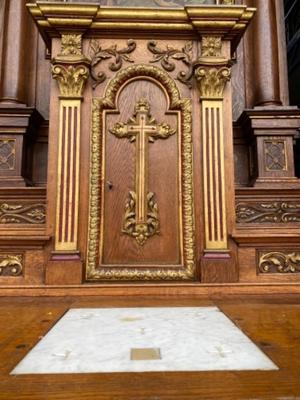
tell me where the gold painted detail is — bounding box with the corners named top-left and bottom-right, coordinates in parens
top-left (87, 64), bottom-right (195, 280)
top-left (52, 34), bottom-right (90, 98)
top-left (0, 203), bottom-right (46, 224)
top-left (236, 202), bottom-right (300, 223)
top-left (0, 139), bottom-right (16, 170)
top-left (201, 36), bottom-right (222, 57)
top-left (52, 64), bottom-right (90, 98)
top-left (110, 98), bottom-right (175, 245)
top-left (259, 251), bottom-right (300, 274)
top-left (195, 66), bottom-right (231, 99)
top-left (61, 34), bottom-right (82, 56)
top-left (123, 191), bottom-right (159, 246)
top-left (90, 39), bottom-right (136, 88)
top-left (264, 140), bottom-right (287, 171)
top-left (148, 41), bottom-right (193, 87)
top-left (0, 254), bottom-right (23, 276)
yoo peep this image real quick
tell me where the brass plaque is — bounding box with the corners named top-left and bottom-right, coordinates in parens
top-left (130, 348), bottom-right (161, 360)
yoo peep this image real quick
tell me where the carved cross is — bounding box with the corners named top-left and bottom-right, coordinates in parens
top-left (110, 98), bottom-right (175, 245)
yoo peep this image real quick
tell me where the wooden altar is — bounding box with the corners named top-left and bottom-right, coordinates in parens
top-left (0, 0), bottom-right (299, 296)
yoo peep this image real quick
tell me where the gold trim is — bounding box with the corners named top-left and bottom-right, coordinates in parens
top-left (259, 251), bottom-right (300, 274)
top-left (110, 98), bottom-right (175, 246)
top-left (0, 254), bottom-right (23, 276)
top-left (86, 64), bottom-right (195, 281)
top-left (27, 3), bottom-right (255, 51)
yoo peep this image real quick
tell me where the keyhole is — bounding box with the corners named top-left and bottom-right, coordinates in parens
top-left (107, 181), bottom-right (113, 190)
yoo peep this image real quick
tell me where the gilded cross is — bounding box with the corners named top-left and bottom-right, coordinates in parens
top-left (110, 98), bottom-right (175, 245)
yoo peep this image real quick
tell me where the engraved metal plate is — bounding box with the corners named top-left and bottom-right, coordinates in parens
top-left (130, 348), bottom-right (161, 360)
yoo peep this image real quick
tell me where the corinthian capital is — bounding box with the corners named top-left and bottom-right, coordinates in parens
top-left (195, 65), bottom-right (231, 99)
top-left (51, 34), bottom-right (90, 98)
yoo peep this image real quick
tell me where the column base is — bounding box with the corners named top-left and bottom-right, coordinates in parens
top-left (201, 250), bottom-right (238, 283)
top-left (46, 252), bottom-right (83, 285)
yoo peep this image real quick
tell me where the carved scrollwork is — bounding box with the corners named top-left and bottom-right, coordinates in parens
top-left (148, 41), bottom-right (194, 87)
top-left (0, 254), bottom-right (23, 276)
top-left (259, 251), bottom-right (300, 273)
top-left (89, 39), bottom-right (136, 88)
top-left (0, 203), bottom-right (46, 224)
top-left (236, 202), bottom-right (300, 223)
top-left (123, 191), bottom-right (160, 246)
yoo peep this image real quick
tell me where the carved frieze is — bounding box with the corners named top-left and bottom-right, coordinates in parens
top-left (259, 251), bottom-right (300, 274)
top-left (90, 39), bottom-right (136, 88)
top-left (0, 139), bottom-right (16, 170)
top-left (236, 202), bottom-right (300, 223)
top-left (0, 203), bottom-right (46, 224)
top-left (0, 254), bottom-right (23, 276)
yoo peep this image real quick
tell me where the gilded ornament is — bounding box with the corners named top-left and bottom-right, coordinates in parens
top-left (259, 252), bottom-right (300, 274)
top-left (236, 202), bottom-right (300, 223)
top-left (0, 254), bottom-right (23, 276)
top-left (87, 64), bottom-right (195, 280)
top-left (110, 98), bottom-right (175, 245)
top-left (60, 34), bottom-right (82, 56)
top-left (90, 39), bottom-right (136, 88)
top-left (195, 66), bottom-right (231, 99)
top-left (201, 36), bottom-right (222, 57)
top-left (51, 64), bottom-right (90, 98)
top-left (0, 203), bottom-right (46, 224)
top-left (148, 41), bottom-right (194, 87)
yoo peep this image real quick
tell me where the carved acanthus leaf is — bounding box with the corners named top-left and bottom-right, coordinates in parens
top-left (90, 39), bottom-right (136, 88)
top-left (0, 203), bottom-right (46, 224)
top-left (148, 40), bottom-right (194, 87)
top-left (51, 64), bottom-right (90, 97)
top-left (236, 202), bottom-right (300, 223)
top-left (195, 66), bottom-right (231, 98)
top-left (259, 252), bottom-right (300, 273)
top-left (0, 254), bottom-right (23, 276)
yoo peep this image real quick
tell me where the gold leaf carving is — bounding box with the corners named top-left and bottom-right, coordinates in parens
top-left (87, 64), bottom-right (195, 281)
top-left (259, 251), bottom-right (300, 273)
top-left (60, 34), bottom-right (82, 56)
top-left (0, 254), bottom-right (23, 276)
top-left (236, 202), bottom-right (300, 223)
top-left (90, 39), bottom-right (136, 88)
top-left (195, 66), bottom-right (231, 98)
top-left (201, 36), bottom-right (222, 57)
top-left (51, 64), bottom-right (90, 98)
top-left (0, 203), bottom-right (46, 224)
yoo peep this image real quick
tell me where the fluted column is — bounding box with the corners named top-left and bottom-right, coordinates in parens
top-left (51, 34), bottom-right (90, 254)
top-left (195, 36), bottom-right (231, 252)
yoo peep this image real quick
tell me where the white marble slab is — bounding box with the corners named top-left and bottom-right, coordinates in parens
top-left (11, 307), bottom-right (278, 374)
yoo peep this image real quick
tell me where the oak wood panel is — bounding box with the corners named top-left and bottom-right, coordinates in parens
top-left (0, 296), bottom-right (300, 399)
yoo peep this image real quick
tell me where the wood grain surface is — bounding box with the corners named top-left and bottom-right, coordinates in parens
top-left (0, 295), bottom-right (300, 399)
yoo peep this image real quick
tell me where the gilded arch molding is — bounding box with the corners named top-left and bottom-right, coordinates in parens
top-left (86, 64), bottom-right (196, 281)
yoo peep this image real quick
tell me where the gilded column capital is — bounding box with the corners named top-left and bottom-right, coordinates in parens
top-left (195, 64), bottom-right (231, 99)
top-left (51, 34), bottom-right (90, 99)
top-left (194, 36), bottom-right (231, 99)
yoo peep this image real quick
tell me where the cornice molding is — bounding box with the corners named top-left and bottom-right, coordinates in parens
top-left (27, 2), bottom-right (255, 51)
